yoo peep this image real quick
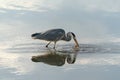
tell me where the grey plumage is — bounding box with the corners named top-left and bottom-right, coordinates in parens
top-left (31, 28), bottom-right (79, 49)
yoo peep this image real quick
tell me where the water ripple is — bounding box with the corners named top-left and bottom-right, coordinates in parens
top-left (5, 43), bottom-right (120, 53)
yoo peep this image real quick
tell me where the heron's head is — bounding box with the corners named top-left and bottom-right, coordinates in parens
top-left (69, 32), bottom-right (79, 48)
top-left (67, 55), bottom-right (76, 64)
top-left (31, 33), bottom-right (41, 39)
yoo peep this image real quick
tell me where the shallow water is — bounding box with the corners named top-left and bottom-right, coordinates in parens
top-left (1, 0), bottom-right (120, 79)
top-left (0, 41), bottom-right (120, 80)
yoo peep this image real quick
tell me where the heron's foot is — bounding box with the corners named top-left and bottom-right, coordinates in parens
top-left (46, 41), bottom-right (51, 48)
top-left (46, 45), bottom-right (48, 47)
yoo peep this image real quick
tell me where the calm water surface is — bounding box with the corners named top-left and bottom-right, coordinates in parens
top-left (1, 44), bottom-right (120, 80)
top-left (0, 27), bottom-right (120, 80)
top-left (1, 0), bottom-right (120, 80)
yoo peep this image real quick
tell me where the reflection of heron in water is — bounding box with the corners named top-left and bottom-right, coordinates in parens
top-left (31, 48), bottom-right (78, 66)
top-left (31, 29), bottom-right (79, 49)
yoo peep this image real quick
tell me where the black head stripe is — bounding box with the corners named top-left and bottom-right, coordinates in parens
top-left (71, 32), bottom-right (76, 37)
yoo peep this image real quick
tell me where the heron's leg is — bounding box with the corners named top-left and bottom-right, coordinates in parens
top-left (46, 41), bottom-right (51, 47)
top-left (53, 41), bottom-right (56, 49)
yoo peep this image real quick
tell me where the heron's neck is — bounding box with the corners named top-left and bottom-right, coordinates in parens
top-left (62, 34), bottom-right (72, 41)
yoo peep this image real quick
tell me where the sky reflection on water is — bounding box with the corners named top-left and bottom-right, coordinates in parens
top-left (0, 46), bottom-right (120, 80)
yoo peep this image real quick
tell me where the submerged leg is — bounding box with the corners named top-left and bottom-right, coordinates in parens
top-left (53, 41), bottom-right (57, 49)
top-left (46, 41), bottom-right (51, 47)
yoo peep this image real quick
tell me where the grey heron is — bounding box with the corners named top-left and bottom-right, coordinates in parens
top-left (31, 29), bottom-right (79, 49)
top-left (31, 53), bottom-right (77, 66)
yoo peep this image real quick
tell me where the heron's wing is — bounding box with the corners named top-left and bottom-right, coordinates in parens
top-left (41, 29), bottom-right (65, 41)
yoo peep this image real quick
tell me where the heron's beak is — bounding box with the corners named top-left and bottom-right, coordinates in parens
top-left (73, 37), bottom-right (79, 48)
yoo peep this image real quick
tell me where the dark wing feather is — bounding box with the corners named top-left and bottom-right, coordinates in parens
top-left (41, 29), bottom-right (65, 41)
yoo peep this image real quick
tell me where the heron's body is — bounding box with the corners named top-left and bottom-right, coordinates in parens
top-left (31, 28), bottom-right (79, 49)
top-left (38, 29), bottom-right (65, 41)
